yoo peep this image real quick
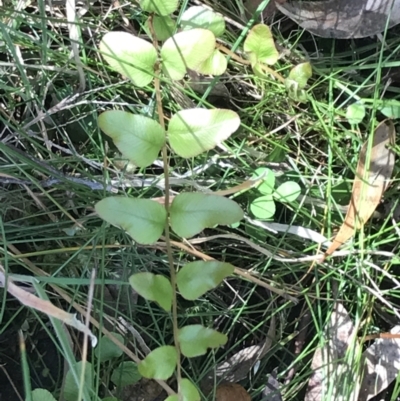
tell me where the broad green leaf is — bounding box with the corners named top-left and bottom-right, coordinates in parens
top-left (103, 398), bottom-right (122, 401)
top-left (250, 195), bottom-right (275, 219)
top-left (287, 62), bottom-right (312, 89)
top-left (181, 6), bottom-right (225, 37)
top-left (98, 111), bottom-right (165, 167)
top-left (197, 49), bottom-right (227, 76)
top-left (129, 272), bottom-right (172, 311)
top-left (140, 0), bottom-right (179, 16)
top-left (346, 103), bottom-right (366, 125)
top-left (94, 333), bottom-right (124, 362)
top-left (178, 325), bottom-right (227, 357)
top-left (138, 346), bottom-right (177, 379)
top-left (30, 389), bottom-right (57, 401)
top-left (379, 100), bottom-right (400, 118)
top-left (243, 24), bottom-right (279, 66)
top-left (63, 362), bottom-right (93, 401)
top-left (111, 361), bottom-right (142, 387)
top-left (161, 29), bottom-right (216, 80)
top-left (164, 379), bottom-right (200, 401)
top-left (181, 379), bottom-right (201, 401)
top-left (170, 193), bottom-right (244, 238)
top-left (148, 15), bottom-right (175, 41)
top-left (253, 167), bottom-right (275, 195)
top-left (177, 261), bottom-right (234, 300)
top-left (167, 108), bottom-right (240, 158)
top-left (274, 181), bottom-right (301, 203)
top-left (100, 32), bottom-right (157, 87)
top-left (95, 197), bottom-right (166, 245)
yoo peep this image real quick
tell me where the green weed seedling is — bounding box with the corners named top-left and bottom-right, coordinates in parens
top-left (91, 2), bottom-right (307, 400)
top-left (94, 2), bottom-right (247, 400)
top-left (250, 167), bottom-right (301, 220)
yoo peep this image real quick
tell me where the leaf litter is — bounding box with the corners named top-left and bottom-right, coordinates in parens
top-left (323, 120), bottom-right (396, 260)
top-left (276, 0), bottom-right (400, 39)
top-left (305, 303), bottom-right (400, 401)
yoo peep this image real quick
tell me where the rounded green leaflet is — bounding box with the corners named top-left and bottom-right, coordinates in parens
top-left (170, 193), bottom-right (244, 238)
top-left (287, 62), bottom-right (312, 89)
top-left (31, 389), bottom-right (57, 401)
top-left (346, 103), bottom-right (366, 124)
top-left (253, 167), bottom-right (275, 195)
top-left (177, 261), bottom-right (234, 300)
top-left (63, 362), bottom-right (93, 401)
top-left (197, 49), bottom-right (227, 76)
top-left (98, 111), bottom-right (165, 168)
top-left (148, 15), bottom-right (175, 41)
top-left (181, 6), bottom-right (226, 37)
top-left (164, 379), bottom-right (200, 401)
top-left (99, 31), bottom-right (157, 87)
top-left (274, 181), bottom-right (301, 203)
top-left (140, 0), bottom-right (179, 16)
top-left (129, 272), bottom-right (172, 312)
top-left (379, 100), bottom-right (400, 118)
top-left (138, 346), bottom-right (177, 379)
top-left (95, 197), bottom-right (166, 245)
top-left (250, 195), bottom-right (276, 219)
top-left (243, 24), bottom-right (279, 67)
top-left (161, 29), bottom-right (216, 80)
top-left (167, 108), bottom-right (240, 158)
top-left (111, 361), bottom-right (142, 387)
top-left (179, 379), bottom-right (200, 401)
top-left (178, 325), bottom-right (227, 357)
top-left (95, 333), bottom-right (124, 362)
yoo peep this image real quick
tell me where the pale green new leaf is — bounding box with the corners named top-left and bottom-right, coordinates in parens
top-left (100, 32), bottom-right (157, 87)
top-left (274, 181), bottom-right (301, 203)
top-left (181, 6), bottom-right (225, 37)
top-left (379, 100), bottom-right (400, 118)
top-left (250, 195), bottom-right (276, 219)
top-left (138, 346), bottom-right (177, 379)
top-left (253, 167), bottom-right (275, 195)
top-left (140, 0), bottom-right (179, 16)
top-left (181, 379), bottom-right (201, 401)
top-left (178, 325), bottom-right (227, 357)
top-left (170, 193), bottom-right (244, 238)
top-left (161, 29), bottom-right (216, 80)
top-left (164, 379), bottom-right (200, 401)
top-left (129, 272), bottom-right (172, 312)
top-left (177, 261), bottom-right (234, 300)
top-left (197, 49), bottom-right (227, 76)
top-left (243, 24), bottom-right (279, 66)
top-left (287, 62), bottom-right (312, 89)
top-left (346, 103), bottom-right (366, 125)
top-left (167, 108), bottom-right (240, 158)
top-left (95, 197), bottom-right (166, 245)
top-left (98, 111), bottom-right (165, 167)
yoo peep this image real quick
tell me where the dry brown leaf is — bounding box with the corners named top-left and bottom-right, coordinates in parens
top-left (323, 120), bottom-right (395, 259)
top-left (216, 383), bottom-right (251, 401)
top-left (276, 0), bottom-right (400, 38)
top-left (359, 326), bottom-right (400, 401)
top-left (305, 303), bottom-right (361, 401)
